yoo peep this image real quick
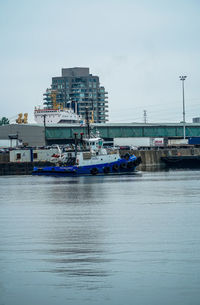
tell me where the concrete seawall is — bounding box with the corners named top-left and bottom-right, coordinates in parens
top-left (0, 161), bottom-right (52, 175)
top-left (128, 147), bottom-right (200, 170)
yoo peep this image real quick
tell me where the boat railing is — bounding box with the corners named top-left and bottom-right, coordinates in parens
top-left (107, 149), bottom-right (119, 155)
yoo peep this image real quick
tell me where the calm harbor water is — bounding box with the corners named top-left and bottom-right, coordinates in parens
top-left (0, 170), bottom-right (200, 305)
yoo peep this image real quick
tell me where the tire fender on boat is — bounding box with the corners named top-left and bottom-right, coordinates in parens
top-left (103, 166), bottom-right (110, 173)
top-left (90, 167), bottom-right (98, 175)
top-left (112, 163), bottom-right (119, 171)
top-left (120, 163), bottom-right (127, 169)
top-left (133, 157), bottom-right (142, 166)
top-left (127, 161), bottom-right (134, 168)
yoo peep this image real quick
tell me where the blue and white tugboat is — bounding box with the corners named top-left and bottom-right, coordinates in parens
top-left (32, 110), bottom-right (141, 176)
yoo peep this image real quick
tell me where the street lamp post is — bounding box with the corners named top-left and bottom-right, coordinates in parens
top-left (179, 75), bottom-right (187, 139)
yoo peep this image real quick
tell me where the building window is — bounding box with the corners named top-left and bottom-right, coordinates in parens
top-left (16, 153), bottom-right (21, 160)
top-left (33, 153), bottom-right (38, 159)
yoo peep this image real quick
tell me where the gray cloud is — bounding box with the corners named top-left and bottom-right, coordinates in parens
top-left (0, 0), bottom-right (200, 123)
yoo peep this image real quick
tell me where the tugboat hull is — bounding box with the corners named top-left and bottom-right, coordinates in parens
top-left (32, 157), bottom-right (142, 176)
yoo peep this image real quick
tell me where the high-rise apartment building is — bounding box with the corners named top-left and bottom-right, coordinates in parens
top-left (43, 67), bottom-right (109, 123)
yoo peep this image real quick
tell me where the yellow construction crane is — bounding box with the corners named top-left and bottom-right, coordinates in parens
top-left (51, 90), bottom-right (58, 109)
top-left (23, 113), bottom-right (28, 124)
top-left (90, 110), bottom-right (94, 123)
top-left (16, 113), bottom-right (28, 124)
top-left (16, 113), bottom-right (23, 124)
top-left (51, 90), bottom-right (64, 110)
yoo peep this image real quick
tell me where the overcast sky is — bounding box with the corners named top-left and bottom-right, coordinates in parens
top-left (1, 0), bottom-right (200, 123)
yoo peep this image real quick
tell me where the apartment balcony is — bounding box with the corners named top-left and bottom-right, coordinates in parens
top-left (98, 113), bottom-right (109, 117)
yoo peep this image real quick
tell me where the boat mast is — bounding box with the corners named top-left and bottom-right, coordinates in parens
top-left (85, 107), bottom-right (91, 138)
top-left (74, 132), bottom-right (78, 159)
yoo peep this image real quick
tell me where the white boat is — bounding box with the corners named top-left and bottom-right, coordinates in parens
top-left (34, 107), bottom-right (82, 124)
top-left (34, 88), bottom-right (82, 124)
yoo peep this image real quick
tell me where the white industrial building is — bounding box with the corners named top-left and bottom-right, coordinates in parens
top-left (9, 148), bottom-right (59, 163)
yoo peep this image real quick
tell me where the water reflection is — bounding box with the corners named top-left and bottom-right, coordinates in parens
top-left (1, 172), bottom-right (200, 305)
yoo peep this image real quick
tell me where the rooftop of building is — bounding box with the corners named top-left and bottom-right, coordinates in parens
top-left (61, 67), bottom-right (90, 77)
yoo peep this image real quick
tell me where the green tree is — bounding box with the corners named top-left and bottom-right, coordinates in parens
top-left (0, 117), bottom-right (10, 126)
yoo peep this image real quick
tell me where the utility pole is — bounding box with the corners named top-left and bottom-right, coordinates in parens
top-left (179, 75), bottom-right (187, 139)
top-left (143, 110), bottom-right (147, 124)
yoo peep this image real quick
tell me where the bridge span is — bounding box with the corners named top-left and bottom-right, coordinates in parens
top-left (46, 122), bottom-right (200, 144)
top-left (1, 123), bottom-right (200, 147)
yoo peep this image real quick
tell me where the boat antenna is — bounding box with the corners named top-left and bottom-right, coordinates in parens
top-left (85, 107), bottom-right (90, 138)
top-left (74, 132), bottom-right (78, 159)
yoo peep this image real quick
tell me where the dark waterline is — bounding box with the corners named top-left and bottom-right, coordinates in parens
top-left (0, 171), bottom-right (200, 305)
